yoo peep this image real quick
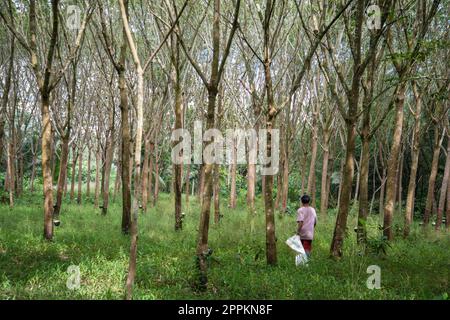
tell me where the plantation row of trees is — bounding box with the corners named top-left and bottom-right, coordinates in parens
top-left (0, 0), bottom-right (448, 297)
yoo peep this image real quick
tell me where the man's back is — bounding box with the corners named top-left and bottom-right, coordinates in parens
top-left (296, 206), bottom-right (317, 240)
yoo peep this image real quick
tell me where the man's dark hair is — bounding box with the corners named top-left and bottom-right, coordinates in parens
top-left (301, 194), bottom-right (310, 204)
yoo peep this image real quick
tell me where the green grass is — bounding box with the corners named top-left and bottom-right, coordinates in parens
top-left (0, 192), bottom-right (449, 300)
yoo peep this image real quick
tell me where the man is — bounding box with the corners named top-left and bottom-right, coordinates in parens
top-left (296, 194), bottom-right (317, 257)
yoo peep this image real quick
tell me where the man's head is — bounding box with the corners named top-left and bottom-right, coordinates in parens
top-left (301, 194), bottom-right (311, 206)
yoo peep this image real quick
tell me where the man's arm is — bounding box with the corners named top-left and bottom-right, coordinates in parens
top-left (297, 221), bottom-right (303, 235)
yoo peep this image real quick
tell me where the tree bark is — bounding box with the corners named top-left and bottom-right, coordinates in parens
top-left (148, 142), bottom-right (154, 206)
top-left (86, 148), bottom-right (91, 198)
top-left (101, 105), bottom-right (115, 215)
top-left (229, 140), bottom-right (237, 209)
top-left (94, 147), bottom-right (101, 207)
top-left (119, 24), bottom-right (132, 234)
top-left (54, 136), bottom-right (69, 219)
top-left (153, 153), bottom-right (159, 206)
top-left (70, 145), bottom-right (77, 201)
top-left (185, 163), bottom-right (190, 206)
top-left (320, 130), bottom-right (330, 217)
top-left (213, 163), bottom-right (220, 223)
top-left (77, 149), bottom-right (83, 204)
top-left (141, 137), bottom-right (150, 212)
top-left (173, 70), bottom-right (183, 230)
top-left (404, 82), bottom-right (422, 237)
top-left (436, 135), bottom-right (450, 230)
top-left (307, 110), bottom-right (318, 206)
top-left (383, 84), bottom-right (406, 240)
top-left (42, 94), bottom-right (54, 240)
top-left (423, 126), bottom-right (443, 225)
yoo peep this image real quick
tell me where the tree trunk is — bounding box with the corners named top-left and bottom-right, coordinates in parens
top-left (404, 82), bottom-right (422, 237)
top-left (70, 145), bottom-right (77, 201)
top-left (357, 128), bottom-right (370, 244)
top-left (300, 151), bottom-right (308, 195)
top-left (446, 170), bottom-right (450, 231)
top-left (77, 150), bottom-right (83, 204)
top-left (320, 130), bottom-right (330, 217)
top-left (185, 163), bottom-right (190, 206)
top-left (119, 52), bottom-right (132, 234)
top-left (101, 106), bottom-right (115, 215)
top-left (263, 42), bottom-right (277, 265)
top-left (54, 136), bottom-right (69, 219)
top-left (153, 156), bottom-right (159, 206)
top-left (423, 126), bottom-right (442, 225)
top-left (86, 148), bottom-right (91, 198)
top-left (1, 35), bottom-right (14, 194)
top-left (229, 141), bottom-right (237, 209)
top-left (383, 84), bottom-right (406, 240)
top-left (42, 94), bottom-right (54, 240)
top-left (397, 150), bottom-right (403, 214)
top-left (307, 125), bottom-right (318, 206)
top-left (148, 142), bottom-right (154, 206)
top-left (141, 138), bottom-right (150, 212)
top-left (7, 136), bottom-right (15, 207)
top-left (281, 147), bottom-right (289, 213)
top-left (275, 170), bottom-right (282, 210)
top-left (330, 118), bottom-right (357, 257)
top-left (196, 88), bottom-right (218, 289)
top-left (173, 74), bottom-right (183, 230)
top-left (94, 147), bottom-right (100, 207)
top-left (30, 151), bottom-right (37, 193)
top-left (213, 163), bottom-right (220, 223)
top-left (247, 162), bottom-right (256, 211)
top-left (436, 136), bottom-right (450, 230)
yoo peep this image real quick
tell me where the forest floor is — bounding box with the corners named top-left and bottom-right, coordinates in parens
top-left (0, 193), bottom-right (449, 300)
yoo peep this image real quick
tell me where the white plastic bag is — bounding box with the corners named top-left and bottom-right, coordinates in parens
top-left (285, 235), bottom-right (309, 266)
